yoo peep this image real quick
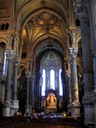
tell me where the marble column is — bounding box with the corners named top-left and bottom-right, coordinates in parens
top-left (75, 0), bottom-right (94, 125)
top-left (67, 62), bottom-right (72, 113)
top-left (32, 77), bottom-right (35, 108)
top-left (69, 47), bottom-right (80, 118)
top-left (3, 50), bottom-right (15, 117)
top-left (25, 70), bottom-right (31, 113)
top-left (10, 58), bottom-right (19, 116)
top-left (87, 0), bottom-right (96, 127)
top-left (29, 78), bottom-right (32, 112)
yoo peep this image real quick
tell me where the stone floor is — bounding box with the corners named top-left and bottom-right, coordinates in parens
top-left (20, 123), bottom-right (82, 128)
top-left (19, 116), bottom-right (85, 128)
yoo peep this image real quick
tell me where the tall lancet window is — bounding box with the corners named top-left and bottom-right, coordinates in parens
top-left (42, 69), bottom-right (46, 96)
top-left (50, 69), bottom-right (55, 90)
top-left (59, 68), bottom-right (63, 96)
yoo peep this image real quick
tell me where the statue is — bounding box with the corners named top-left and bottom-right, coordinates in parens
top-left (70, 29), bottom-right (76, 47)
top-left (46, 93), bottom-right (57, 108)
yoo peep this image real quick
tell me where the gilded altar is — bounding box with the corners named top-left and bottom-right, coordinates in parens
top-left (46, 92), bottom-right (57, 112)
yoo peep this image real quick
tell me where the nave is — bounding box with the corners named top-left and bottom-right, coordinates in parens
top-left (1, 0), bottom-right (96, 127)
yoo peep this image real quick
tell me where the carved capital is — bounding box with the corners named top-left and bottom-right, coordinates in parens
top-left (6, 50), bottom-right (16, 60)
top-left (69, 47), bottom-right (78, 58)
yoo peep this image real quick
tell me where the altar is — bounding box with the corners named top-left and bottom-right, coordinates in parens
top-left (46, 92), bottom-right (57, 113)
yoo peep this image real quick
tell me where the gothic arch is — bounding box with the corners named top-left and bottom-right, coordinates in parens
top-left (32, 37), bottom-right (64, 56)
top-left (0, 38), bottom-right (8, 46)
top-left (17, 0), bottom-right (67, 28)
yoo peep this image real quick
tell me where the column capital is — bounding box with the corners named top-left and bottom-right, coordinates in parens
top-left (75, 0), bottom-right (88, 19)
top-left (69, 47), bottom-right (78, 58)
top-left (6, 50), bottom-right (16, 60)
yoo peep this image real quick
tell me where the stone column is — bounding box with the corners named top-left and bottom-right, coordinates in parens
top-left (75, 0), bottom-right (94, 125)
top-left (87, 1), bottom-right (96, 127)
top-left (29, 77), bottom-right (32, 112)
top-left (3, 50), bottom-right (15, 117)
top-left (32, 77), bottom-right (35, 108)
top-left (10, 57), bottom-right (19, 116)
top-left (69, 47), bottom-right (80, 118)
top-left (25, 70), bottom-right (31, 113)
top-left (67, 62), bottom-right (72, 113)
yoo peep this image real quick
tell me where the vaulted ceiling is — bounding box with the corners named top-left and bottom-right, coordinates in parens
top-left (0, 0), bottom-right (75, 60)
top-left (16, 0), bottom-right (75, 59)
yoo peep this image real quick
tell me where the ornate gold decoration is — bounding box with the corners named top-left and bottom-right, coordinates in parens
top-left (35, 12), bottom-right (58, 26)
top-left (46, 93), bottom-right (57, 109)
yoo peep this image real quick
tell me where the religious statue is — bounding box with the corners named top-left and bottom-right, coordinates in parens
top-left (71, 30), bottom-right (76, 47)
top-left (46, 93), bottom-right (57, 108)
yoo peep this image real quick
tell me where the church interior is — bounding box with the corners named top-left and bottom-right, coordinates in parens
top-left (0, 0), bottom-right (96, 128)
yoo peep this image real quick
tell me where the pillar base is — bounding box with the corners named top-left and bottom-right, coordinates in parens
top-left (3, 100), bottom-right (11, 117)
top-left (93, 102), bottom-right (96, 128)
top-left (91, 91), bottom-right (96, 128)
top-left (82, 94), bottom-right (95, 126)
top-left (71, 101), bottom-right (81, 119)
top-left (10, 100), bottom-right (19, 116)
